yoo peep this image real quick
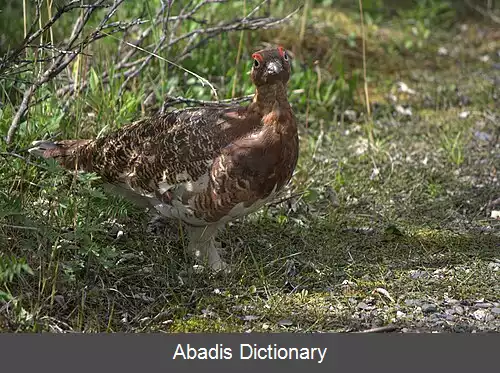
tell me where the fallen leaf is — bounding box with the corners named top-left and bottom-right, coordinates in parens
top-left (372, 287), bottom-right (395, 303)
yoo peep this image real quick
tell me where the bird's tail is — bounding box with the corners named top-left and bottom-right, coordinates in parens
top-left (29, 139), bottom-right (92, 169)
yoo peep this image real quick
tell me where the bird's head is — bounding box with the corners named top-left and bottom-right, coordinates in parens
top-left (250, 46), bottom-right (291, 87)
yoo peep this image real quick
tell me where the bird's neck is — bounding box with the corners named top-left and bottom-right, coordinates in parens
top-left (252, 82), bottom-right (290, 116)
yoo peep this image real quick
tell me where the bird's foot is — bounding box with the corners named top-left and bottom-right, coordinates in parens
top-left (208, 258), bottom-right (230, 274)
top-left (191, 244), bottom-right (230, 274)
top-left (186, 225), bottom-right (230, 274)
top-left (205, 239), bottom-right (230, 273)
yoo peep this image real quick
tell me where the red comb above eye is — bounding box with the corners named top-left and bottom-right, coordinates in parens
top-left (278, 46), bottom-right (286, 57)
top-left (252, 53), bottom-right (263, 62)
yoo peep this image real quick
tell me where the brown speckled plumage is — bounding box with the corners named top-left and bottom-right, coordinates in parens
top-left (30, 47), bottom-right (299, 271)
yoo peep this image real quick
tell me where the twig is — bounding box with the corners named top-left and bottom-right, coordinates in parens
top-left (66, 4), bottom-right (299, 97)
top-left (103, 31), bottom-right (219, 99)
top-left (0, 152), bottom-right (51, 170)
top-left (4, 0), bottom-right (301, 144)
top-left (355, 325), bottom-right (399, 333)
top-left (0, 224), bottom-right (40, 231)
top-left (161, 94), bottom-right (254, 111)
top-left (4, 0), bottom-right (139, 144)
top-left (465, 0), bottom-right (500, 24)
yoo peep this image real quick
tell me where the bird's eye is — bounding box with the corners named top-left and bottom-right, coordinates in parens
top-left (283, 52), bottom-right (289, 61)
top-left (253, 59), bottom-right (260, 67)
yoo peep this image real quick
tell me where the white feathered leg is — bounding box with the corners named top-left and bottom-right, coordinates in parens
top-left (187, 225), bottom-right (228, 272)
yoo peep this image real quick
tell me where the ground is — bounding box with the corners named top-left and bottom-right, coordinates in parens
top-left (0, 0), bottom-right (498, 332)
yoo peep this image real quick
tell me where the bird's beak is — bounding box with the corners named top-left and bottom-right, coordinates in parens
top-left (265, 61), bottom-right (283, 76)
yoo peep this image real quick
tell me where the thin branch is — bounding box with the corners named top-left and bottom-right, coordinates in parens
top-left (4, 0), bottom-right (301, 144)
top-left (355, 325), bottom-right (400, 333)
top-left (465, 0), bottom-right (500, 23)
top-left (161, 94), bottom-right (254, 110)
top-left (4, 0), bottom-right (141, 144)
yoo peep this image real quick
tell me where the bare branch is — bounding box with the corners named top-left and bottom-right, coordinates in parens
top-left (465, 0), bottom-right (500, 24)
top-left (161, 94), bottom-right (254, 111)
top-left (5, 0), bottom-right (133, 143)
top-left (3, 0), bottom-right (301, 144)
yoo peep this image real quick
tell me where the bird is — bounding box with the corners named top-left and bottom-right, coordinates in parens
top-left (29, 46), bottom-right (299, 272)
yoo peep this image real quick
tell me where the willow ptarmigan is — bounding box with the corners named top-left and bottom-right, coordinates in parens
top-left (29, 47), bottom-right (299, 272)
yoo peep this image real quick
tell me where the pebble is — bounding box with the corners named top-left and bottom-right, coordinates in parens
top-left (242, 315), bottom-right (259, 321)
top-left (422, 304), bottom-right (438, 313)
top-left (475, 302), bottom-right (493, 309)
top-left (491, 307), bottom-right (500, 314)
top-left (473, 309), bottom-right (487, 321)
top-left (409, 270), bottom-right (430, 279)
top-left (485, 314), bottom-right (495, 322)
top-left (357, 302), bottom-right (371, 310)
top-left (488, 262), bottom-right (500, 271)
top-left (444, 314), bottom-right (455, 321)
top-left (278, 319), bottom-right (293, 327)
top-left (343, 109), bottom-right (357, 122)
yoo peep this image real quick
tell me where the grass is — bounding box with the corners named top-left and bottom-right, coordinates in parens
top-left (0, 0), bottom-right (499, 332)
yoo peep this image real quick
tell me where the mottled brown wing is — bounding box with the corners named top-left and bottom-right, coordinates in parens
top-left (74, 106), bottom-right (263, 198)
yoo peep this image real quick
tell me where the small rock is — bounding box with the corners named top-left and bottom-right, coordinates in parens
top-left (490, 307), bottom-right (500, 315)
top-left (422, 304), bottom-right (438, 313)
top-left (396, 81), bottom-right (416, 94)
top-left (357, 302), bottom-right (370, 310)
top-left (242, 315), bottom-right (259, 321)
top-left (488, 262), bottom-right (500, 271)
top-left (343, 109), bottom-right (357, 122)
top-left (396, 311), bottom-right (406, 318)
top-left (474, 131), bottom-right (492, 141)
top-left (491, 210), bottom-right (500, 219)
top-left (472, 309), bottom-right (487, 321)
top-left (428, 313), bottom-right (443, 322)
top-left (459, 111), bottom-right (470, 119)
top-left (395, 105), bottom-right (412, 116)
top-left (444, 298), bottom-right (460, 306)
top-left (410, 270), bottom-right (430, 279)
top-left (437, 47), bottom-right (448, 56)
top-left (445, 314), bottom-right (455, 321)
top-left (445, 308), bottom-right (456, 315)
top-left (278, 319), bottom-right (293, 327)
top-left (485, 314), bottom-right (495, 322)
top-left (475, 302), bottom-right (493, 309)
